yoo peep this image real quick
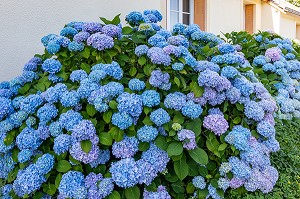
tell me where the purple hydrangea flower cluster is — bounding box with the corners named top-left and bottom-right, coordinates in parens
top-left (203, 114), bottom-right (229, 136)
top-left (149, 70), bottom-right (171, 90)
top-left (177, 129), bottom-right (196, 150)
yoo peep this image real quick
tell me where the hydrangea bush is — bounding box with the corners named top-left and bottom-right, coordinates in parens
top-left (0, 10), bottom-right (282, 198)
top-left (224, 31), bottom-right (300, 120)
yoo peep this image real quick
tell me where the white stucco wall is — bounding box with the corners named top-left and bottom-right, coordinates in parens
top-left (206, 0), bottom-right (243, 35)
top-left (280, 13), bottom-right (296, 38)
top-left (261, 2), bottom-right (281, 33)
top-left (0, 0), bottom-right (164, 81)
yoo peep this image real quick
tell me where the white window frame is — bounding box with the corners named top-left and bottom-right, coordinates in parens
top-left (167, 0), bottom-right (194, 30)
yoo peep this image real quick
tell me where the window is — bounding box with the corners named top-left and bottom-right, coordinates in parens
top-left (167, 0), bottom-right (194, 30)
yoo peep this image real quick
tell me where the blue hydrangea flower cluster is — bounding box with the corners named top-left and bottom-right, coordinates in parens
top-left (0, 9), bottom-right (283, 198)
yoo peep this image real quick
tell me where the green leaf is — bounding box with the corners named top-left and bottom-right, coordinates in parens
top-left (174, 77), bottom-right (180, 87)
top-left (111, 14), bottom-right (121, 25)
top-left (129, 67), bottom-right (137, 76)
top-left (155, 136), bottom-right (168, 150)
top-left (81, 47), bottom-right (90, 59)
top-left (19, 83), bottom-right (31, 94)
top-left (138, 56), bottom-right (147, 66)
top-left (4, 131), bottom-right (15, 146)
top-left (174, 154), bottom-right (189, 180)
top-left (99, 132), bottom-right (113, 146)
top-left (109, 190), bottom-right (121, 199)
top-left (81, 140), bottom-right (93, 153)
top-left (143, 107), bottom-right (152, 115)
top-left (43, 183), bottom-right (57, 196)
top-left (56, 72), bottom-right (68, 80)
top-left (143, 117), bottom-right (153, 125)
top-left (12, 148), bottom-right (19, 162)
top-left (125, 186), bottom-right (140, 199)
top-left (103, 111), bottom-right (113, 123)
top-left (173, 113), bottom-right (185, 124)
top-left (34, 83), bottom-right (46, 91)
top-left (138, 142), bottom-right (150, 151)
top-left (206, 133), bottom-right (221, 157)
top-left (86, 104), bottom-right (97, 117)
top-left (7, 166), bottom-right (18, 183)
top-left (109, 127), bottom-right (124, 141)
top-left (218, 143), bottom-right (228, 151)
top-left (236, 103), bottom-right (244, 111)
top-left (268, 73), bottom-right (278, 81)
top-left (55, 173), bottom-right (62, 188)
top-left (185, 118), bottom-right (202, 137)
top-left (109, 100), bottom-right (118, 109)
top-left (186, 182), bottom-right (195, 194)
top-left (167, 142), bottom-right (183, 156)
top-left (56, 160), bottom-right (72, 173)
top-left (191, 82), bottom-right (204, 97)
top-left (233, 116), bottom-right (242, 124)
top-left (189, 147), bottom-right (209, 165)
top-left (80, 63), bottom-right (91, 73)
top-left (122, 27), bottom-right (133, 35)
top-left (223, 101), bottom-right (229, 112)
top-left (239, 67), bottom-right (252, 72)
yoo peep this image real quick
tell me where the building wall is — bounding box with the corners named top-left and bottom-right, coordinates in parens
top-left (261, 1), bottom-right (281, 33)
top-left (206, 0), bottom-right (244, 35)
top-left (280, 13), bottom-right (296, 38)
top-left (0, 0), bottom-right (164, 81)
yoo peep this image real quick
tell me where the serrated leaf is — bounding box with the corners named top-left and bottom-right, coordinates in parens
top-left (4, 131), bottom-right (15, 146)
top-left (99, 132), bottom-right (113, 146)
top-left (86, 104), bottom-right (97, 117)
top-left (186, 182), bottom-right (195, 194)
top-left (111, 14), bottom-right (121, 25)
top-left (81, 47), bottom-right (90, 59)
top-left (81, 140), bottom-right (93, 153)
top-left (125, 186), bottom-right (140, 199)
top-left (80, 63), bottom-right (91, 73)
top-left (7, 166), bottom-right (18, 183)
top-left (174, 155), bottom-right (189, 180)
top-left (174, 77), bottom-right (180, 87)
top-left (167, 142), bottom-right (183, 156)
top-left (56, 160), bottom-right (71, 173)
top-left (122, 27), bottom-right (133, 35)
top-left (185, 118), bottom-right (202, 137)
top-left (109, 101), bottom-right (118, 109)
top-left (143, 117), bottom-right (153, 125)
top-left (43, 183), bottom-right (57, 196)
top-left (103, 110), bottom-right (113, 123)
top-left (18, 83), bottom-right (31, 94)
top-left (192, 82), bottom-right (204, 97)
top-left (55, 173), bottom-right (62, 188)
top-left (218, 143), bottom-right (228, 151)
top-left (173, 113), bottom-right (185, 124)
top-left (233, 116), bottom-right (242, 124)
top-left (138, 142), bottom-right (150, 151)
top-left (189, 147), bottom-right (209, 165)
top-left (155, 136), bottom-right (168, 150)
top-left (138, 56), bottom-right (147, 66)
top-left (129, 67), bottom-right (137, 76)
top-left (109, 190), bottom-right (121, 199)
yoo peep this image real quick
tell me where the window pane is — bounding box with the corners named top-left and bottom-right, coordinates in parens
top-left (183, 0), bottom-right (190, 13)
top-left (170, 0), bottom-right (179, 11)
top-left (183, 13), bottom-right (190, 25)
top-left (170, 11), bottom-right (179, 29)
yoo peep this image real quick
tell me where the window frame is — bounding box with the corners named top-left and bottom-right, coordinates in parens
top-left (167, 0), bottom-right (194, 30)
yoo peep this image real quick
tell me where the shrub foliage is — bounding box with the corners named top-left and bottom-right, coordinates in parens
top-left (0, 10), bottom-right (299, 199)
